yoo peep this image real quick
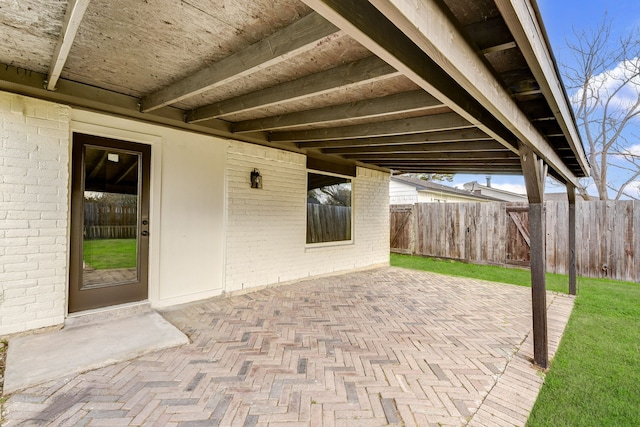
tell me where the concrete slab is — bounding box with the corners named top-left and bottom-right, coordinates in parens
top-left (3, 311), bottom-right (188, 394)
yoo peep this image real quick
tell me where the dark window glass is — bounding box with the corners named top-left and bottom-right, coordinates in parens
top-left (307, 172), bottom-right (352, 244)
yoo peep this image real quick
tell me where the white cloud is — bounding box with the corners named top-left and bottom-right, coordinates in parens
top-left (624, 144), bottom-right (640, 156)
top-left (570, 57), bottom-right (640, 115)
top-left (615, 180), bottom-right (640, 199)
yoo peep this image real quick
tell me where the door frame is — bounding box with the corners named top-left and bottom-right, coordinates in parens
top-left (69, 116), bottom-right (163, 317)
top-left (69, 133), bottom-right (152, 313)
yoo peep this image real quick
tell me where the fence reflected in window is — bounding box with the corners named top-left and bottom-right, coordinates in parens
top-left (82, 146), bottom-right (140, 287)
top-left (307, 172), bottom-right (352, 244)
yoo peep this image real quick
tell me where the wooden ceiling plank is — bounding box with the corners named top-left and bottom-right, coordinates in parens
top-left (270, 112), bottom-right (473, 142)
top-left (323, 141), bottom-right (507, 154)
top-left (303, 0), bottom-right (580, 185)
top-left (141, 12), bottom-right (339, 112)
top-left (296, 128), bottom-right (492, 148)
top-left (464, 16), bottom-right (515, 51)
top-left (46, 0), bottom-right (91, 91)
top-left (187, 55), bottom-right (398, 123)
top-left (231, 90), bottom-right (442, 132)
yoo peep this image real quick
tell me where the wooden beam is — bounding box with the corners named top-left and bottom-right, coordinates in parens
top-left (46, 0), bottom-right (91, 91)
top-left (494, 0), bottom-right (590, 178)
top-left (326, 141), bottom-right (508, 155)
top-left (520, 141), bottom-right (549, 369)
top-left (372, 158), bottom-right (521, 163)
top-left (297, 128), bottom-right (492, 148)
top-left (270, 112), bottom-right (473, 142)
top-left (386, 166), bottom-right (523, 173)
top-left (141, 12), bottom-right (339, 112)
top-left (369, 0), bottom-right (580, 184)
top-left (514, 89), bottom-right (543, 98)
top-left (366, 160), bottom-right (522, 167)
top-left (231, 90), bottom-right (443, 132)
top-left (567, 183), bottom-right (577, 295)
top-left (341, 151), bottom-right (518, 161)
top-left (187, 56), bottom-right (398, 122)
top-left (481, 41), bottom-right (517, 55)
top-left (0, 64), bottom-right (274, 146)
top-left (520, 143), bottom-right (545, 204)
top-left (302, 0), bottom-right (520, 154)
top-left (303, 0), bottom-right (580, 186)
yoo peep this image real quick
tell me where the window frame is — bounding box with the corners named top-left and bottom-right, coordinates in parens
top-left (305, 169), bottom-right (354, 247)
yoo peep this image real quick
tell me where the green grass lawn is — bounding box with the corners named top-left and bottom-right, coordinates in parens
top-left (83, 238), bottom-right (137, 270)
top-left (390, 253), bottom-right (640, 427)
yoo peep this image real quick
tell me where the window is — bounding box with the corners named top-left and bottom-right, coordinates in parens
top-left (306, 172), bottom-right (352, 244)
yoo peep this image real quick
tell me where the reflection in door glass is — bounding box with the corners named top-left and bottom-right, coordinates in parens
top-left (82, 147), bottom-right (140, 288)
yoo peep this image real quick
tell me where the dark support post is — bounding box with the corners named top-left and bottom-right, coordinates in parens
top-left (567, 184), bottom-right (577, 295)
top-left (519, 142), bottom-right (548, 369)
top-left (529, 202), bottom-right (548, 368)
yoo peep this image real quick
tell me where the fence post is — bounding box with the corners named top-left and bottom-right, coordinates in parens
top-left (411, 203), bottom-right (417, 255)
top-left (567, 184), bottom-right (577, 295)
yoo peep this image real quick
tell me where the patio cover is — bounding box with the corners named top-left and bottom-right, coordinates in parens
top-left (0, 0), bottom-right (588, 367)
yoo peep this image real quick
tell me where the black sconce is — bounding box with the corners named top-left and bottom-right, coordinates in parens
top-left (250, 168), bottom-right (262, 189)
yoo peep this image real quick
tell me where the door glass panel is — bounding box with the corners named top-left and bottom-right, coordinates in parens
top-left (82, 146), bottom-right (140, 289)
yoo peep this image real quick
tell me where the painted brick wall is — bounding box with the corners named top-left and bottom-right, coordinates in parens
top-left (0, 91), bottom-right (70, 335)
top-left (225, 141), bottom-right (390, 293)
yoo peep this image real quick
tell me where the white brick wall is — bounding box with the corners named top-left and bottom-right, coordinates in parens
top-left (0, 91), bottom-right (69, 335)
top-left (225, 141), bottom-right (389, 293)
top-left (0, 92), bottom-right (390, 334)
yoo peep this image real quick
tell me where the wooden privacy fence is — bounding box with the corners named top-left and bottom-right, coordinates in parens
top-left (307, 204), bottom-right (352, 243)
top-left (84, 202), bottom-right (137, 239)
top-left (391, 201), bottom-right (640, 283)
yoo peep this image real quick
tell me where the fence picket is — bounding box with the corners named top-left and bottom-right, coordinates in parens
top-left (391, 201), bottom-right (639, 283)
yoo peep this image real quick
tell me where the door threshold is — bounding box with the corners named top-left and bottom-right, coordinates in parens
top-left (66, 301), bottom-right (151, 328)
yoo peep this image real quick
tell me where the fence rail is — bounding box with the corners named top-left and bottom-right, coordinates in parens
top-left (84, 202), bottom-right (137, 239)
top-left (84, 225), bottom-right (138, 240)
top-left (391, 201), bottom-right (640, 283)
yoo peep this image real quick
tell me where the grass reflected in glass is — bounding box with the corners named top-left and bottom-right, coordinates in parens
top-left (83, 238), bottom-right (137, 270)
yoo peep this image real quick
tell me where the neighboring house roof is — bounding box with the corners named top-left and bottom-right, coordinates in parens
top-left (544, 192), bottom-right (587, 202)
top-left (391, 176), bottom-right (501, 202)
top-left (463, 181), bottom-right (528, 202)
top-left (0, 0), bottom-right (588, 185)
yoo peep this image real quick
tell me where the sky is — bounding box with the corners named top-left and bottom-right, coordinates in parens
top-left (450, 0), bottom-right (640, 197)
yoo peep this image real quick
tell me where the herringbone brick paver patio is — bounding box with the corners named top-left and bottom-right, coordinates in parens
top-left (2, 267), bottom-right (573, 426)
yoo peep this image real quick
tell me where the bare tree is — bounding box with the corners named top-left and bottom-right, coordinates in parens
top-left (563, 18), bottom-right (640, 200)
top-left (308, 184), bottom-right (352, 206)
top-left (401, 173), bottom-right (454, 182)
